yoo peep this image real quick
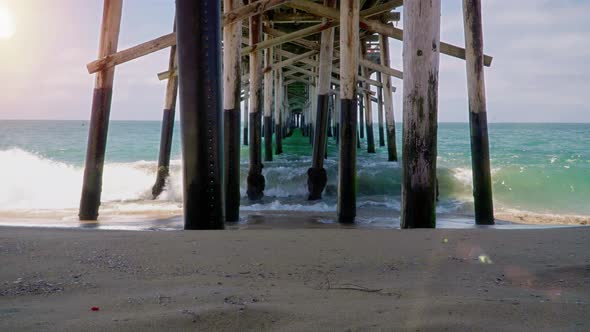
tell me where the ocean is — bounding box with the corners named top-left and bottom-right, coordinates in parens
top-left (0, 120), bottom-right (588, 228)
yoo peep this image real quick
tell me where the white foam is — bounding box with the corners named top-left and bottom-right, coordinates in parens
top-left (0, 149), bottom-right (160, 210)
top-left (241, 200), bottom-right (336, 212)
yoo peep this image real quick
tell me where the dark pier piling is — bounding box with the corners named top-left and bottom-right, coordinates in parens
top-left (152, 21), bottom-right (178, 200)
top-left (337, 0), bottom-right (359, 224)
top-left (175, 0), bottom-right (224, 229)
top-left (247, 9), bottom-right (265, 201)
top-left (463, 0), bottom-right (494, 225)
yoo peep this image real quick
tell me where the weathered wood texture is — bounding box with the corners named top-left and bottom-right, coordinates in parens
top-left (223, 0), bottom-right (243, 222)
top-left (275, 60), bottom-right (283, 155)
top-left (338, 0), bottom-right (359, 224)
top-left (308, 0), bottom-right (336, 201)
top-left (285, 0), bottom-right (492, 65)
top-left (463, 0), bottom-right (495, 225)
top-left (379, 33), bottom-right (398, 162)
top-left (79, 0), bottom-right (123, 221)
top-left (361, 41), bottom-right (376, 153)
top-left (176, 0), bottom-right (224, 229)
top-left (376, 72), bottom-right (385, 147)
top-left (247, 10), bottom-right (265, 201)
top-left (152, 22), bottom-right (178, 200)
top-left (243, 63), bottom-right (249, 146)
top-left (264, 36), bottom-right (274, 162)
top-left (401, 0), bottom-right (441, 229)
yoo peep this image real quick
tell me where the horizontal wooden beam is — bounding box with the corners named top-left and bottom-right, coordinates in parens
top-left (360, 58), bottom-right (403, 79)
top-left (263, 50), bottom-right (317, 73)
top-left (87, 0), bottom-right (291, 74)
top-left (286, 0), bottom-right (493, 66)
top-left (87, 33), bottom-right (175, 74)
top-left (223, 0), bottom-right (292, 26)
top-left (242, 21), bottom-right (333, 54)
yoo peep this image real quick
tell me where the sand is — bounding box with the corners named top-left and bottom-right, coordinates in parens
top-left (1, 225), bottom-right (589, 331)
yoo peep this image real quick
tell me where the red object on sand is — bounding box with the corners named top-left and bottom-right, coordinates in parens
top-left (90, 306), bottom-right (100, 311)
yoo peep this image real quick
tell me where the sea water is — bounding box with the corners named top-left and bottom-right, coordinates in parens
top-left (0, 120), bottom-right (588, 227)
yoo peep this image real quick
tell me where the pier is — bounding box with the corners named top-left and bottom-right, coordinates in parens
top-left (79, 0), bottom-right (495, 229)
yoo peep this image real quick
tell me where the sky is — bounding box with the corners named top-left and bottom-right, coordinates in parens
top-left (0, 0), bottom-right (588, 122)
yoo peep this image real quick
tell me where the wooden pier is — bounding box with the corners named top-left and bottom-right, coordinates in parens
top-left (80, 0), bottom-right (495, 229)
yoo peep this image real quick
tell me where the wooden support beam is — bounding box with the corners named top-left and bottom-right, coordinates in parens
top-left (263, 50), bottom-right (317, 73)
top-left (263, 31), bottom-right (274, 162)
top-left (376, 72), bottom-right (385, 147)
top-left (401, 0), bottom-right (441, 229)
top-left (379, 31), bottom-right (398, 162)
top-left (275, 54), bottom-right (284, 155)
top-left (285, 0), bottom-right (493, 66)
top-left (360, 58), bottom-right (403, 80)
top-left (242, 21), bottom-right (334, 54)
top-left (247, 8), bottom-right (265, 201)
top-left (360, 0), bottom-right (403, 18)
top-left (243, 63), bottom-right (250, 146)
top-left (79, 0), bottom-right (123, 221)
top-left (361, 41), bottom-right (376, 154)
top-left (338, 0), bottom-right (359, 224)
top-left (224, 0), bottom-right (243, 223)
top-left (87, 32), bottom-right (175, 74)
top-left (176, 0), bottom-right (224, 229)
top-left (276, 49), bottom-right (388, 90)
top-left (463, 0), bottom-right (495, 225)
top-left (152, 19), bottom-right (178, 200)
top-left (223, 0), bottom-right (292, 27)
top-left (308, 0), bottom-right (336, 201)
top-left (263, 26), bottom-right (319, 50)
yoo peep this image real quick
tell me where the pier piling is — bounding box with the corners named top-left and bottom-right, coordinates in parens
top-left (307, 0), bottom-right (336, 201)
top-left (376, 72), bottom-right (386, 147)
top-left (79, 0), bottom-right (123, 221)
top-left (247, 9), bottom-right (266, 201)
top-left (176, 0), bottom-right (225, 229)
top-left (223, 0), bottom-right (243, 222)
top-left (337, 0), bottom-right (359, 224)
top-left (264, 38), bottom-right (274, 162)
top-left (379, 32), bottom-right (398, 162)
top-left (463, 0), bottom-right (495, 225)
top-left (401, 0), bottom-right (441, 229)
top-left (151, 34), bottom-right (178, 200)
top-left (275, 60), bottom-right (283, 155)
top-left (361, 41), bottom-right (376, 154)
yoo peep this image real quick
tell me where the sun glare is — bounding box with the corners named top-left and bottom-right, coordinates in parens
top-left (0, 7), bottom-right (16, 40)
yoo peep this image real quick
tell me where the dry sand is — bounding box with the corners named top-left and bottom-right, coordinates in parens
top-left (1, 226), bottom-right (589, 331)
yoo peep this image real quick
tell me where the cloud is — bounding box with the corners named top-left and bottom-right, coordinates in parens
top-left (0, 0), bottom-right (587, 122)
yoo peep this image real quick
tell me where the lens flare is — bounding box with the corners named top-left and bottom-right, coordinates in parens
top-left (0, 7), bottom-right (16, 39)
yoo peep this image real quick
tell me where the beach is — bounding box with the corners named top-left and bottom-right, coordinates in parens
top-left (1, 225), bottom-right (589, 331)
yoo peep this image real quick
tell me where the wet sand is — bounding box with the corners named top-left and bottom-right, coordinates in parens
top-left (1, 225), bottom-right (589, 331)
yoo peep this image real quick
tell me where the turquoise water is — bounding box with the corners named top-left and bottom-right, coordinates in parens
top-left (0, 120), bottom-right (588, 219)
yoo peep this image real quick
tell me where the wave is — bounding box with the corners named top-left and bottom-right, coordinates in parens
top-left (0, 149), bottom-right (158, 210)
top-left (1, 148), bottom-right (589, 219)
